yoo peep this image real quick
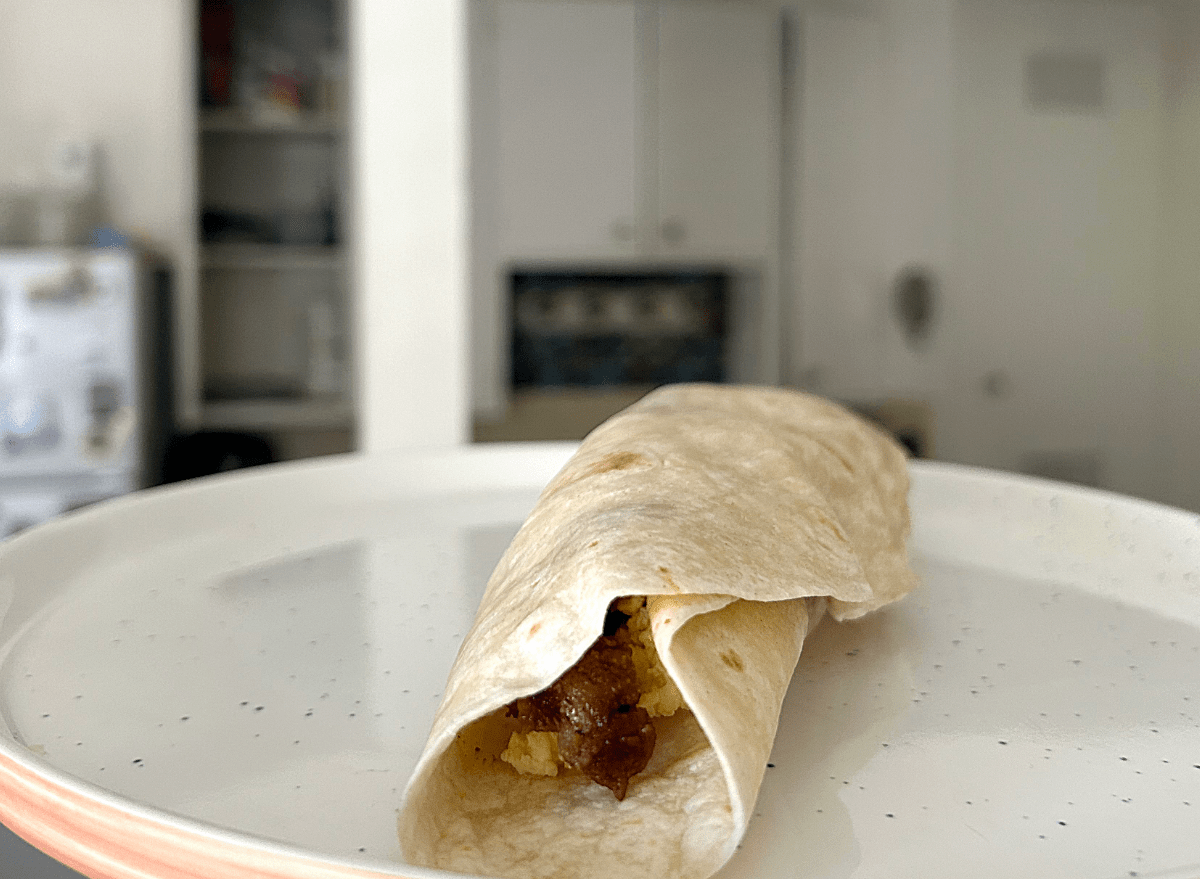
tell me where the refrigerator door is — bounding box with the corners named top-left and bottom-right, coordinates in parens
top-left (0, 249), bottom-right (146, 484)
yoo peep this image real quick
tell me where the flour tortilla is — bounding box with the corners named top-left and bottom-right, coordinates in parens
top-left (398, 384), bottom-right (917, 879)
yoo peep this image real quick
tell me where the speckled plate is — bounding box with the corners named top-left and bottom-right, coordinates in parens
top-left (0, 445), bottom-right (1198, 879)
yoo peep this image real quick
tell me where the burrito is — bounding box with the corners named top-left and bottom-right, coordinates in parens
top-left (399, 384), bottom-right (917, 879)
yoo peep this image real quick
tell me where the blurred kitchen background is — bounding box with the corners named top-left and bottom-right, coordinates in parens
top-left (3, 0), bottom-right (1200, 525)
top-left (3, 0), bottom-right (1200, 872)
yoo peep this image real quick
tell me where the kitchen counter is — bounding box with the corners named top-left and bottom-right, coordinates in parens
top-left (473, 386), bottom-right (653, 443)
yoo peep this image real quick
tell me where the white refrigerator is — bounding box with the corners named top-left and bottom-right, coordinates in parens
top-left (0, 246), bottom-right (170, 539)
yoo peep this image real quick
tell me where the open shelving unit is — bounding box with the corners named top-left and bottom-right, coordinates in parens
top-left (187, 0), bottom-right (353, 453)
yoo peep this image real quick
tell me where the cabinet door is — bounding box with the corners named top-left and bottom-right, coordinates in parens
top-left (494, 0), bottom-right (639, 260)
top-left (655, 3), bottom-right (778, 261)
top-left (939, 1), bottom-right (1164, 499)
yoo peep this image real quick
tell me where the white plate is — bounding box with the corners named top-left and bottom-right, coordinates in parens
top-left (0, 445), bottom-right (1198, 879)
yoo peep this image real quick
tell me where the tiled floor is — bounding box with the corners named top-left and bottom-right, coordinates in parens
top-left (0, 824), bottom-right (81, 877)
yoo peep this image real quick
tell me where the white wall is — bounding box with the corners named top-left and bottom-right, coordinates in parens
top-left (349, 0), bottom-right (471, 451)
top-left (795, 0), bottom-right (1186, 507)
top-left (1159, 2), bottom-right (1200, 512)
top-left (467, 0), bottom-right (506, 421)
top-left (793, 0), bottom-right (954, 402)
top-left (0, 0), bottom-right (193, 254)
top-left (945, 0), bottom-right (1166, 500)
top-left (0, 0), bottom-right (197, 417)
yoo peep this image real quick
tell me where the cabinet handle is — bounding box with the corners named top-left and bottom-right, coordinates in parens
top-left (660, 218), bottom-right (686, 246)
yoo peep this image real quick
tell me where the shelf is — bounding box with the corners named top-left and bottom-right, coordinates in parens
top-left (201, 398), bottom-right (353, 431)
top-left (199, 109), bottom-right (342, 136)
top-left (202, 244), bottom-right (344, 271)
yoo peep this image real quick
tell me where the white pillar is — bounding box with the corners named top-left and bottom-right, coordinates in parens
top-left (350, 0), bottom-right (470, 452)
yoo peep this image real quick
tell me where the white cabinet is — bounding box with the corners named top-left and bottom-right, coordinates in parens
top-left (493, 1), bottom-right (639, 260)
top-left (470, 0), bottom-right (783, 417)
top-left (488, 0), bottom-right (779, 263)
top-left (655, 3), bottom-right (778, 261)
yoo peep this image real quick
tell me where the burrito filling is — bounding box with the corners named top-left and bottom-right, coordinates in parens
top-left (499, 596), bottom-right (684, 799)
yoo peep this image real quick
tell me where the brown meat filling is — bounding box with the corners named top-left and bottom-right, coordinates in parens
top-left (505, 605), bottom-right (655, 800)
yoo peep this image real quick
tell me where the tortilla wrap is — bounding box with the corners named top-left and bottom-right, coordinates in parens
top-left (399, 384), bottom-right (917, 879)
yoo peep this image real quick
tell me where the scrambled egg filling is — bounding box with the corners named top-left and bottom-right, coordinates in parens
top-left (500, 596), bottom-right (684, 777)
top-left (500, 730), bottom-right (560, 776)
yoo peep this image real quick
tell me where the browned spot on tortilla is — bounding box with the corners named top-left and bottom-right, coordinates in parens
top-left (657, 566), bottom-right (680, 592)
top-left (589, 540), bottom-right (599, 548)
top-left (528, 622), bottom-right (542, 638)
top-left (720, 649), bottom-right (745, 672)
top-left (812, 512), bottom-right (849, 543)
top-left (815, 438), bottom-right (855, 474)
top-left (543, 451), bottom-right (649, 498)
top-left (588, 450), bottom-right (647, 476)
